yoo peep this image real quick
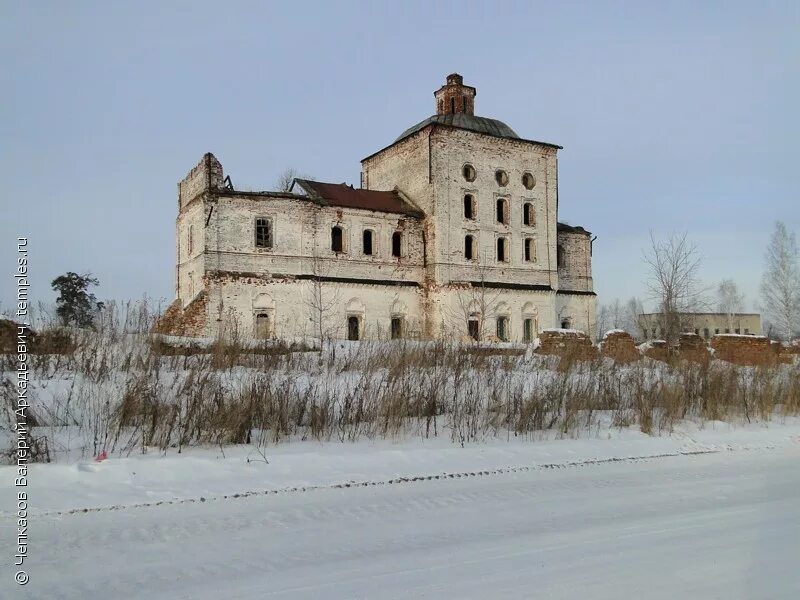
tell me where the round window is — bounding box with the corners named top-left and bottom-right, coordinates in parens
top-left (522, 172), bottom-right (536, 189)
top-left (495, 169), bottom-right (509, 187)
top-left (462, 163), bottom-right (476, 182)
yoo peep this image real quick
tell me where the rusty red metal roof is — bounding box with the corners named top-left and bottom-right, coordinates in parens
top-left (294, 180), bottom-right (423, 217)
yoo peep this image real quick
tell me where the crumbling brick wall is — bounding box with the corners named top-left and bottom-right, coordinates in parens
top-left (599, 330), bottom-right (639, 364)
top-left (677, 333), bottom-right (710, 365)
top-left (153, 292), bottom-right (209, 337)
top-left (536, 329), bottom-right (598, 361)
top-left (710, 335), bottom-right (780, 366)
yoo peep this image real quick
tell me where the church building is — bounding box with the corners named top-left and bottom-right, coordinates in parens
top-left (161, 74), bottom-right (596, 341)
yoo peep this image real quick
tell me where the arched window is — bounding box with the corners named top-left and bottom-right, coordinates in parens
top-left (463, 194), bottom-right (475, 220)
top-left (496, 316), bottom-right (509, 341)
top-left (464, 235), bottom-right (475, 260)
top-left (392, 231), bottom-right (402, 257)
top-left (331, 226), bottom-right (344, 253)
top-left (468, 315), bottom-right (480, 340)
top-left (362, 229), bottom-right (374, 255)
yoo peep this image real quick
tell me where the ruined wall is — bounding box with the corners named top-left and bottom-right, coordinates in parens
top-left (207, 194), bottom-right (426, 282)
top-left (207, 275), bottom-right (425, 340)
top-left (429, 128), bottom-right (558, 289)
top-left (361, 130), bottom-right (432, 214)
top-left (557, 230), bottom-right (593, 293)
top-left (555, 292), bottom-right (596, 341)
top-left (430, 287), bottom-right (553, 341)
top-left (599, 330), bottom-right (639, 363)
top-left (535, 329), bottom-right (598, 361)
top-left (178, 153), bottom-right (223, 209)
top-left (711, 334), bottom-right (786, 366)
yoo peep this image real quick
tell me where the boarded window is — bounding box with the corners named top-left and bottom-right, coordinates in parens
top-left (464, 194), bottom-right (475, 219)
top-left (523, 203), bottom-right (533, 226)
top-left (255, 313), bottom-right (271, 339)
top-left (363, 229), bottom-right (374, 255)
top-left (331, 226), bottom-right (344, 253)
top-left (524, 238), bottom-right (535, 262)
top-left (468, 318), bottom-right (479, 340)
top-left (497, 237), bottom-right (507, 262)
top-left (496, 198), bottom-right (508, 224)
top-left (496, 316), bottom-right (509, 341)
top-left (347, 316), bottom-right (360, 341)
top-left (465, 235), bottom-right (475, 260)
top-left (255, 218), bottom-right (273, 248)
top-left (392, 231), bottom-right (402, 257)
top-left (390, 317), bottom-right (403, 340)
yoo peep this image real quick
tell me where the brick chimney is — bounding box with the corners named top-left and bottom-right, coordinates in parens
top-left (434, 73), bottom-right (476, 116)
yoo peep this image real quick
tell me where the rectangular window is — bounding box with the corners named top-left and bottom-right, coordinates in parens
top-left (496, 198), bottom-right (508, 224)
top-left (332, 226), bottom-right (344, 253)
top-left (255, 218), bottom-right (273, 248)
top-left (496, 316), bottom-right (509, 341)
top-left (464, 194), bottom-right (475, 219)
top-left (715, 328), bottom-right (720, 334)
top-left (523, 318), bottom-right (534, 343)
top-left (391, 317), bottom-right (403, 339)
top-left (255, 313), bottom-right (272, 339)
top-left (392, 231), bottom-right (402, 257)
top-left (744, 328), bottom-right (750, 334)
top-left (468, 318), bottom-right (479, 341)
top-left (703, 328), bottom-right (710, 339)
top-left (735, 328), bottom-right (740, 334)
top-left (363, 229), bottom-right (374, 255)
top-left (523, 203), bottom-right (534, 226)
top-left (497, 237), bottom-right (507, 262)
top-left (347, 315), bottom-right (360, 341)
top-left (465, 235), bottom-right (475, 260)
top-left (524, 238), bottom-right (536, 262)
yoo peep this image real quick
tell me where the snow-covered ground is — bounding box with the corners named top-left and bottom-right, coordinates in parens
top-left (3, 420), bottom-right (800, 598)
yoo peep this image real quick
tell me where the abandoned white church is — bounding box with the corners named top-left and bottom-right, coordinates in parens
top-left (160, 74), bottom-right (596, 342)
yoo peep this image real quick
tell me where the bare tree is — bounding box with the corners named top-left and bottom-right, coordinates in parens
top-left (717, 279), bottom-right (745, 331)
top-left (446, 259), bottom-right (502, 341)
top-left (305, 216), bottom-right (341, 350)
top-left (760, 221), bottom-right (800, 340)
top-left (274, 167), bottom-right (312, 192)
top-left (643, 232), bottom-right (707, 347)
top-left (625, 296), bottom-right (648, 341)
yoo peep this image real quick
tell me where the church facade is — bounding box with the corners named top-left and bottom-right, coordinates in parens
top-left (162, 74), bottom-right (596, 342)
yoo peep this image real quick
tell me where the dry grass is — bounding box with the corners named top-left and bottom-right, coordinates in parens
top-left (1, 300), bottom-right (798, 462)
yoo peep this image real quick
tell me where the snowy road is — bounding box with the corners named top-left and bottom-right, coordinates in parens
top-left (11, 447), bottom-right (800, 599)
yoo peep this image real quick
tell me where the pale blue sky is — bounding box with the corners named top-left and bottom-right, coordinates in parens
top-left (2, 1), bottom-right (798, 313)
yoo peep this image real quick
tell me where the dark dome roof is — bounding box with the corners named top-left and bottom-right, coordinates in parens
top-left (395, 113), bottom-right (519, 142)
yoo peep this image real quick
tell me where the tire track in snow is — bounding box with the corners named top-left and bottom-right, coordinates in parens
top-left (30, 448), bottom-right (729, 518)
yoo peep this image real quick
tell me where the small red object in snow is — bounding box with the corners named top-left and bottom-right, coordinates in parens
top-left (95, 451), bottom-right (108, 462)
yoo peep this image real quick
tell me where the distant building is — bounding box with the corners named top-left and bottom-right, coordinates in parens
top-left (162, 74), bottom-right (596, 341)
top-left (639, 313), bottom-right (762, 341)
